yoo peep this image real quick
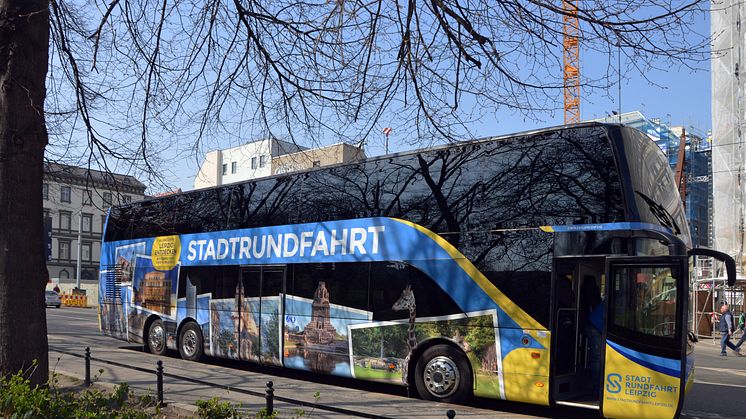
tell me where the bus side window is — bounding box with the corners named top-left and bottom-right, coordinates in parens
top-left (177, 270), bottom-right (187, 299)
top-left (214, 267), bottom-right (238, 300)
top-left (184, 267), bottom-right (208, 295)
top-left (369, 262), bottom-right (462, 321)
top-left (242, 268), bottom-right (261, 298)
top-left (183, 266), bottom-right (237, 300)
top-left (289, 263), bottom-right (369, 312)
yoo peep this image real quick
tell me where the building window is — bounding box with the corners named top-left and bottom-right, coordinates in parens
top-left (259, 155), bottom-right (267, 168)
top-left (312, 160), bottom-right (321, 167)
top-left (43, 208), bottom-right (50, 219)
top-left (82, 189), bottom-right (92, 206)
top-left (60, 186), bottom-right (71, 203)
top-left (42, 183), bottom-right (49, 200)
top-left (251, 157), bottom-right (257, 170)
top-left (59, 211), bottom-right (71, 230)
top-left (121, 195), bottom-right (131, 204)
top-left (59, 269), bottom-right (70, 280)
top-left (222, 163), bottom-right (228, 175)
top-left (103, 192), bottom-right (112, 207)
top-left (82, 214), bottom-right (92, 232)
top-left (58, 240), bottom-right (71, 260)
top-left (101, 215), bottom-right (107, 233)
top-left (231, 162), bottom-right (237, 173)
top-left (81, 242), bottom-right (92, 261)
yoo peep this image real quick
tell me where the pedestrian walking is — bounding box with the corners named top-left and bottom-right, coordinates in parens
top-left (719, 304), bottom-right (742, 356)
top-left (734, 311), bottom-right (746, 352)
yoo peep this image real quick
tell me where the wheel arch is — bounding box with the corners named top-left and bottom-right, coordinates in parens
top-left (142, 314), bottom-right (163, 345)
top-left (176, 317), bottom-right (199, 341)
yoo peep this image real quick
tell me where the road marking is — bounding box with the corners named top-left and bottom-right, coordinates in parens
top-left (694, 379), bottom-right (746, 388)
top-left (47, 313), bottom-right (98, 323)
top-left (696, 366), bottom-right (746, 376)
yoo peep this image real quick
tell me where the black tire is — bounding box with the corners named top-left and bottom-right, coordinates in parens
top-left (146, 319), bottom-right (168, 355)
top-left (178, 322), bottom-right (204, 362)
top-left (413, 344), bottom-right (473, 403)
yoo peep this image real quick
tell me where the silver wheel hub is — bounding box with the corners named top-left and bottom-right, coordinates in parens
top-left (423, 356), bottom-right (460, 398)
top-left (149, 324), bottom-right (165, 353)
top-left (183, 329), bottom-right (198, 357)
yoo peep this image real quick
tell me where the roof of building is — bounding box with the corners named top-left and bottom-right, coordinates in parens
top-left (151, 188), bottom-right (182, 198)
top-left (44, 162), bottom-right (147, 193)
top-left (213, 137), bottom-right (309, 154)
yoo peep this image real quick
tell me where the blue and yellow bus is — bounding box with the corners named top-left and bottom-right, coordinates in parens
top-left (99, 123), bottom-right (735, 418)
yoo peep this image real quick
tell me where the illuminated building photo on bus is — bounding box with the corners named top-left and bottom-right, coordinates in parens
top-left (131, 255), bottom-right (180, 317)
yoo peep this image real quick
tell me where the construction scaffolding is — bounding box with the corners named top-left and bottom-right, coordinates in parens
top-left (711, 0), bottom-right (746, 272)
top-left (691, 274), bottom-right (746, 339)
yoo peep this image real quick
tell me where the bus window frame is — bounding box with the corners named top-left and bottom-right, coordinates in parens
top-left (604, 256), bottom-right (687, 357)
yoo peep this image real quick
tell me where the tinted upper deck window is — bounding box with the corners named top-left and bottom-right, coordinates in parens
top-left (105, 125), bottom-right (625, 243)
top-left (618, 128), bottom-right (691, 247)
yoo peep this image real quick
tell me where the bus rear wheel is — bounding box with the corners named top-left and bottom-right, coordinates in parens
top-left (178, 322), bottom-right (204, 362)
top-left (413, 344), bottom-right (472, 403)
top-left (146, 319), bottom-right (168, 356)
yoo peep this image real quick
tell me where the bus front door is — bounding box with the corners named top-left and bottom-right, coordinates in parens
top-left (552, 258), bottom-right (605, 408)
top-left (602, 257), bottom-right (686, 419)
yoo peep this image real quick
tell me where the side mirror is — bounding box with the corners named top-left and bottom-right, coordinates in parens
top-left (688, 248), bottom-right (737, 287)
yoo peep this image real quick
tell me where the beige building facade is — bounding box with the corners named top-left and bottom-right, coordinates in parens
top-left (43, 163), bottom-right (146, 283)
top-left (193, 138), bottom-right (306, 189)
top-left (272, 143), bottom-right (366, 175)
top-left (193, 140), bottom-right (366, 189)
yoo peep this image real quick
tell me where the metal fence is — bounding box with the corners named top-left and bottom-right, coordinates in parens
top-left (51, 346), bottom-right (459, 418)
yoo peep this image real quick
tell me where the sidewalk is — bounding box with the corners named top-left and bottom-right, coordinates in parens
top-left (693, 334), bottom-right (746, 357)
top-left (49, 345), bottom-right (534, 419)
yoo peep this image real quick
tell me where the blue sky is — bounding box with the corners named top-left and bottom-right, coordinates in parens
top-left (66, 6), bottom-right (710, 194)
top-left (169, 60), bottom-right (710, 193)
top-left (170, 18), bottom-right (711, 194)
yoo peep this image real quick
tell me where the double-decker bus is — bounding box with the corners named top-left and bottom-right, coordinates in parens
top-left (99, 123), bottom-right (734, 418)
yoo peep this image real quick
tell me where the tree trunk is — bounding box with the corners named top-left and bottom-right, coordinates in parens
top-left (0, 0), bottom-right (50, 386)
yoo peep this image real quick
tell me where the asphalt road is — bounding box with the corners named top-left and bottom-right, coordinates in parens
top-left (45, 307), bottom-right (745, 418)
top-left (680, 337), bottom-right (746, 419)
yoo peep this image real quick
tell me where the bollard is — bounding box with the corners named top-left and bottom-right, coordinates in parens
top-left (156, 360), bottom-right (164, 405)
top-left (84, 347), bottom-right (91, 387)
top-left (446, 410), bottom-right (456, 419)
top-left (265, 381), bottom-right (274, 415)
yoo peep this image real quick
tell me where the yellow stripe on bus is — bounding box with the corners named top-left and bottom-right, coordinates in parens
top-left (391, 218), bottom-right (545, 334)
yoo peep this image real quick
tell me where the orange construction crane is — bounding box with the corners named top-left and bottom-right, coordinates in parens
top-left (563, 0), bottom-right (580, 123)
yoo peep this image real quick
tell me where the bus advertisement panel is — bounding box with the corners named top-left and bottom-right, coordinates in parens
top-left (100, 216), bottom-right (550, 404)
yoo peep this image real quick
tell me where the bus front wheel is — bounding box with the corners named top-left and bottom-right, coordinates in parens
top-left (146, 319), bottom-right (168, 356)
top-left (178, 322), bottom-right (204, 362)
top-left (413, 344), bottom-right (472, 403)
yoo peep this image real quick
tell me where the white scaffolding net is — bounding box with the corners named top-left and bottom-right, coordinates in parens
top-left (712, 0), bottom-right (746, 272)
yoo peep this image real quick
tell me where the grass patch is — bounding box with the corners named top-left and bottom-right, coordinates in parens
top-left (0, 368), bottom-right (156, 419)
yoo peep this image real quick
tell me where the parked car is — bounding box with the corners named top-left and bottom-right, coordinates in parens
top-left (45, 290), bottom-right (61, 308)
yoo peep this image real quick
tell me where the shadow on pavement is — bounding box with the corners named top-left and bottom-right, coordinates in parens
top-left (121, 345), bottom-right (597, 419)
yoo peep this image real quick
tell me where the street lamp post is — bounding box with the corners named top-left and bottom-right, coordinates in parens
top-left (76, 211), bottom-right (82, 290)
